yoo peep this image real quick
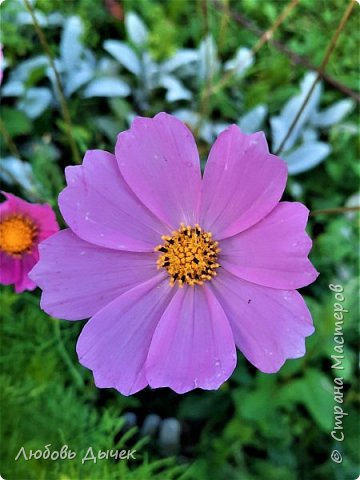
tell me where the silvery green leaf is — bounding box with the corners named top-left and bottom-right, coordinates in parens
top-left (301, 128), bottom-right (318, 143)
top-left (83, 48), bottom-right (97, 67)
top-left (224, 47), bottom-right (254, 76)
top-left (0, 47), bottom-right (6, 72)
top-left (17, 87), bottom-right (52, 119)
top-left (159, 418), bottom-right (181, 456)
top-left (0, 156), bottom-right (36, 191)
top-left (60, 16), bottom-right (84, 73)
top-left (83, 77), bottom-right (130, 97)
top-left (103, 40), bottom-right (141, 75)
top-left (141, 52), bottom-right (158, 90)
top-left (346, 192), bottom-right (360, 208)
top-left (127, 112), bottom-right (137, 125)
top-left (16, 10), bottom-right (47, 26)
top-left (95, 116), bottom-right (123, 141)
top-left (288, 180), bottom-right (303, 199)
top-left (239, 105), bottom-right (268, 134)
top-left (272, 72), bottom-right (322, 152)
top-left (1, 80), bottom-right (25, 97)
top-left (310, 99), bottom-right (354, 127)
top-left (283, 141), bottom-right (331, 175)
top-left (345, 192), bottom-right (360, 221)
top-left (173, 109), bottom-right (214, 143)
top-left (9, 55), bottom-right (48, 83)
top-left (46, 61), bottom-right (61, 96)
top-left (270, 116), bottom-right (287, 152)
top-left (173, 109), bottom-right (199, 128)
top-left (162, 49), bottom-right (198, 73)
top-left (198, 35), bottom-right (219, 81)
top-left (97, 57), bottom-right (120, 76)
top-left (125, 12), bottom-right (148, 46)
top-left (159, 75), bottom-right (192, 102)
top-left (332, 122), bottom-right (359, 135)
top-left (200, 122), bottom-right (217, 144)
top-left (140, 414), bottom-right (161, 438)
top-left (65, 62), bottom-right (94, 97)
top-left (212, 122), bottom-right (231, 137)
top-left (47, 12), bottom-right (64, 26)
top-left (122, 412), bottom-right (137, 430)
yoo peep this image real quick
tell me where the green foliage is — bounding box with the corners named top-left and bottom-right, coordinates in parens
top-left (0, 289), bottom-right (185, 479)
top-left (0, 1), bottom-right (359, 479)
top-left (1, 107), bottom-right (32, 137)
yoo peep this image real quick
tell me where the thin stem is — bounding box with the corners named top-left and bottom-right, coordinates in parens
top-left (195, 0), bottom-right (213, 137)
top-left (53, 320), bottom-right (84, 389)
top-left (275, 0), bottom-right (356, 155)
top-left (212, 0), bottom-right (360, 102)
top-left (0, 118), bottom-right (22, 159)
top-left (210, 0), bottom-right (299, 95)
top-left (196, 0), bottom-right (298, 135)
top-left (23, 0), bottom-right (81, 165)
top-left (310, 206), bottom-right (360, 216)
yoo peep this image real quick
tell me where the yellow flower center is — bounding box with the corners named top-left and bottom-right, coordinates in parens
top-left (155, 223), bottom-right (220, 287)
top-left (0, 214), bottom-right (38, 257)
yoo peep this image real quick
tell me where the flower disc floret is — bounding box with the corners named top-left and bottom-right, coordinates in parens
top-left (155, 223), bottom-right (220, 287)
top-left (0, 214), bottom-right (38, 257)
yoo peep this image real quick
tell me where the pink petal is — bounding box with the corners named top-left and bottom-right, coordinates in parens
top-left (220, 202), bottom-right (319, 289)
top-left (59, 150), bottom-right (167, 252)
top-left (0, 251), bottom-right (21, 285)
top-left (1, 192), bottom-right (56, 293)
top-left (146, 285), bottom-right (236, 393)
top-left (76, 275), bottom-right (173, 395)
top-left (30, 229), bottom-right (161, 320)
top-left (115, 113), bottom-right (202, 228)
top-left (200, 126), bottom-right (287, 239)
top-left (0, 252), bottom-right (37, 293)
top-left (14, 252), bottom-right (38, 293)
top-left (211, 270), bottom-right (314, 373)
top-left (1, 191), bottom-right (59, 238)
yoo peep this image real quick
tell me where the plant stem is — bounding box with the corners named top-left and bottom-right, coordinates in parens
top-left (196, 0), bottom-right (298, 135)
top-left (274, 0), bottom-right (357, 155)
top-left (53, 320), bottom-right (84, 389)
top-left (310, 206), bottom-right (360, 216)
top-left (23, 0), bottom-right (81, 165)
top-left (0, 118), bottom-right (22, 159)
top-left (212, 0), bottom-right (360, 103)
top-left (210, 0), bottom-right (299, 95)
top-left (194, 0), bottom-right (213, 137)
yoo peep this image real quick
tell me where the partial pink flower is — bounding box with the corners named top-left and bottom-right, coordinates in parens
top-left (0, 192), bottom-right (59, 293)
top-left (30, 113), bottom-right (319, 395)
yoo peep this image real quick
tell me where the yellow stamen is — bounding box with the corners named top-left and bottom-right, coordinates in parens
top-left (155, 223), bottom-right (220, 287)
top-left (0, 214), bottom-right (38, 257)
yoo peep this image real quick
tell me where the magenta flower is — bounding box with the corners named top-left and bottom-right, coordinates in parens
top-left (0, 192), bottom-right (59, 293)
top-left (30, 113), bottom-right (318, 395)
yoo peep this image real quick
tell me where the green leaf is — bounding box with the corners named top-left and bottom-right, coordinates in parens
top-left (1, 107), bottom-right (32, 137)
top-left (279, 369), bottom-right (333, 432)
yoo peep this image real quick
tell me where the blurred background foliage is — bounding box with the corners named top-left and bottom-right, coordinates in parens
top-left (0, 0), bottom-right (359, 479)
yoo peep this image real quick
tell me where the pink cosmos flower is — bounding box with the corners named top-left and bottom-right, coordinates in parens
top-left (0, 192), bottom-right (59, 293)
top-left (30, 113), bottom-right (318, 395)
